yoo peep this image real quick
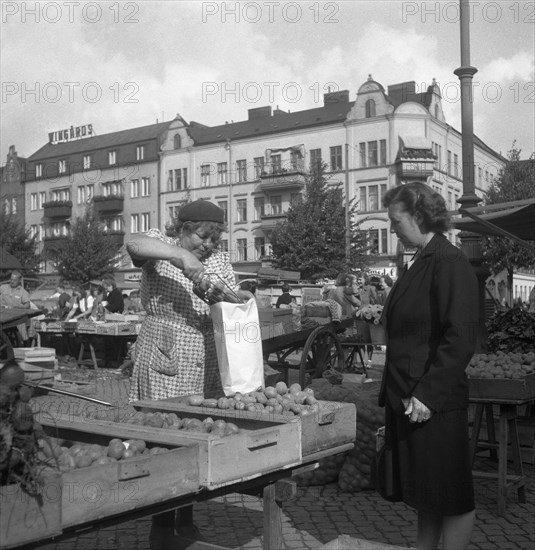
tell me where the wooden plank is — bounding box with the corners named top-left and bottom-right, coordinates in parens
top-left (263, 483), bottom-right (282, 550)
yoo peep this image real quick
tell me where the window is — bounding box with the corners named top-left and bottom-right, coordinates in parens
top-left (173, 134), bottom-right (181, 149)
top-left (218, 201), bottom-right (228, 223)
top-left (271, 154), bottom-right (281, 174)
top-left (131, 214), bottom-right (139, 234)
top-left (141, 177), bottom-right (150, 197)
top-left (201, 164), bottom-right (210, 187)
top-left (39, 224), bottom-right (44, 241)
top-left (86, 185), bottom-right (94, 201)
top-left (369, 229), bottom-right (379, 253)
top-left (237, 159), bottom-right (247, 182)
top-left (77, 186), bottom-right (86, 205)
top-left (448, 191), bottom-right (454, 210)
top-left (447, 150), bottom-right (452, 175)
top-left (453, 153), bottom-right (459, 178)
top-left (175, 169), bottom-right (183, 190)
top-left (108, 150), bottom-right (117, 165)
top-left (367, 141), bottom-right (378, 167)
top-left (168, 205), bottom-right (181, 223)
top-left (254, 196), bottom-right (265, 220)
top-left (10, 198), bottom-right (16, 214)
top-left (359, 187), bottom-right (367, 211)
top-left (365, 99), bottom-right (376, 118)
top-left (290, 192), bottom-right (302, 205)
top-left (330, 146), bottom-right (343, 171)
top-left (381, 229), bottom-right (388, 254)
top-left (30, 225), bottom-right (38, 239)
top-left (30, 193), bottom-right (38, 211)
top-left (290, 150), bottom-right (302, 171)
top-left (380, 140), bottom-right (387, 165)
top-left (380, 184), bottom-right (387, 205)
top-left (39, 192), bottom-right (46, 209)
top-left (254, 237), bottom-right (266, 259)
top-left (254, 157), bottom-right (265, 178)
top-left (310, 148), bottom-right (322, 172)
top-left (131, 179), bottom-right (139, 198)
top-left (271, 195), bottom-right (282, 215)
top-left (141, 213), bottom-right (150, 232)
top-left (369, 185), bottom-right (379, 210)
top-left (58, 160), bottom-right (66, 174)
top-left (478, 167), bottom-right (482, 185)
top-left (183, 168), bottom-right (188, 188)
top-left (52, 188), bottom-right (70, 201)
top-left (102, 181), bottom-right (121, 196)
top-left (217, 162), bottom-right (228, 185)
top-left (167, 170), bottom-right (174, 191)
top-left (236, 199), bottom-right (247, 222)
top-left (220, 239), bottom-right (229, 253)
top-left (82, 155), bottom-right (91, 170)
top-left (36, 164), bottom-right (42, 178)
top-left (237, 238), bottom-right (248, 261)
top-left (3, 199), bottom-right (9, 215)
top-left (359, 143), bottom-right (366, 168)
top-left (102, 216), bottom-right (123, 233)
top-left (136, 146), bottom-right (144, 161)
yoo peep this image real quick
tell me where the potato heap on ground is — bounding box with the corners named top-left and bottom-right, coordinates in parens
top-left (466, 351), bottom-right (535, 379)
top-left (37, 437), bottom-right (168, 473)
top-left (186, 381), bottom-right (320, 417)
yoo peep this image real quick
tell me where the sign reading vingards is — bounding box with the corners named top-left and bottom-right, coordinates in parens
top-left (49, 124), bottom-right (94, 144)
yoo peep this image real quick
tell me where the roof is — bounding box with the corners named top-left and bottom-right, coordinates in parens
top-left (29, 121), bottom-right (172, 161)
top-left (187, 100), bottom-right (354, 145)
top-left (452, 199), bottom-right (535, 243)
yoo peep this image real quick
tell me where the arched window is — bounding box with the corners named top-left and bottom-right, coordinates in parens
top-left (365, 99), bottom-right (376, 118)
top-left (173, 134), bottom-right (181, 149)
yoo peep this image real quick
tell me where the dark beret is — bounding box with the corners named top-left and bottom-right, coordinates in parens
top-left (178, 199), bottom-right (225, 224)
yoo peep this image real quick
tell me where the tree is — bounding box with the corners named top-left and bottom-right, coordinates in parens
top-left (53, 206), bottom-right (122, 285)
top-left (482, 142), bottom-right (535, 303)
top-left (0, 212), bottom-right (40, 277)
top-left (269, 164), bottom-right (372, 281)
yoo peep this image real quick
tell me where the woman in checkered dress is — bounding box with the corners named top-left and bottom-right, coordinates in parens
top-left (126, 200), bottom-right (247, 402)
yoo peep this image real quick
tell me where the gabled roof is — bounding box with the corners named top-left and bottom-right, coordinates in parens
top-left (29, 121), bottom-right (172, 161)
top-left (186, 100), bottom-right (354, 146)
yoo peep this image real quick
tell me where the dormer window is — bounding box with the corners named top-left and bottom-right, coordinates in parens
top-left (136, 145), bottom-right (145, 161)
top-left (174, 134), bottom-right (181, 149)
top-left (83, 155), bottom-right (91, 169)
top-left (365, 99), bottom-right (376, 118)
top-left (58, 160), bottom-right (66, 174)
top-left (36, 164), bottom-right (42, 178)
top-left (108, 150), bottom-right (117, 165)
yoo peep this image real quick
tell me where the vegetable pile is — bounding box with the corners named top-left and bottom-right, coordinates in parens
top-left (467, 351), bottom-right (535, 379)
top-left (0, 360), bottom-right (45, 496)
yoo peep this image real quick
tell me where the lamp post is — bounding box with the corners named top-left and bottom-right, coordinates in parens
top-left (454, 0), bottom-right (489, 352)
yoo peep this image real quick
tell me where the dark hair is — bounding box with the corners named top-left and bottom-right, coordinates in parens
top-left (240, 280), bottom-right (257, 294)
top-left (167, 219), bottom-right (225, 248)
top-left (382, 182), bottom-right (451, 233)
top-left (281, 283), bottom-right (290, 293)
top-left (102, 278), bottom-right (117, 289)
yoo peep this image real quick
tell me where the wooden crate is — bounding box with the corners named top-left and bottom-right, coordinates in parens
top-left (1, 472), bottom-right (62, 549)
top-left (116, 323), bottom-right (137, 335)
top-left (34, 418), bottom-right (200, 529)
top-left (96, 323), bottom-right (118, 335)
top-left (104, 403), bottom-right (302, 488)
top-left (134, 397), bottom-right (356, 457)
top-left (468, 373), bottom-right (535, 401)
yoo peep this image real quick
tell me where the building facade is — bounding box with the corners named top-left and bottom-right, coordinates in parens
top-left (25, 121), bottom-right (170, 278)
top-left (0, 145), bottom-right (28, 226)
top-left (159, 77), bottom-right (505, 274)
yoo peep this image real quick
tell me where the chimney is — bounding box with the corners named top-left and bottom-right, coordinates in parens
top-left (323, 90), bottom-right (350, 105)
top-left (387, 81), bottom-right (416, 104)
top-left (248, 106), bottom-right (272, 120)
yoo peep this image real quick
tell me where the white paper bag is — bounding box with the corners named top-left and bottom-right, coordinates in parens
top-left (211, 298), bottom-right (264, 396)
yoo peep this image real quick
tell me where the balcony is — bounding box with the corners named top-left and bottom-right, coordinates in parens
top-left (260, 213), bottom-right (287, 232)
top-left (104, 231), bottom-right (125, 247)
top-left (42, 234), bottom-right (68, 253)
top-left (93, 195), bottom-right (124, 213)
top-left (396, 149), bottom-right (435, 183)
top-left (43, 201), bottom-right (72, 219)
top-left (259, 169), bottom-right (307, 191)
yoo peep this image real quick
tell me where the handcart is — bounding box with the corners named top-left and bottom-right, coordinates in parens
top-left (261, 317), bottom-right (355, 388)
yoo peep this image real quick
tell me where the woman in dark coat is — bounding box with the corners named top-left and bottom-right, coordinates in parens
top-left (379, 182), bottom-right (478, 550)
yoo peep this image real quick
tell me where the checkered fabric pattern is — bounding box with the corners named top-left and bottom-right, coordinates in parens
top-left (128, 229), bottom-right (237, 402)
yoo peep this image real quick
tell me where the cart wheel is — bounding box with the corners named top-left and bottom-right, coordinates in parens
top-left (299, 326), bottom-right (345, 388)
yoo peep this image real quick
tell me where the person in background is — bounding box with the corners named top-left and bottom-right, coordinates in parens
top-left (55, 283), bottom-right (72, 320)
top-left (379, 182), bottom-right (478, 550)
top-left (376, 275), bottom-right (393, 306)
top-left (101, 277), bottom-right (124, 313)
top-left (324, 273), bottom-right (361, 317)
top-left (0, 270), bottom-right (31, 343)
top-left (276, 283), bottom-right (295, 308)
top-left (126, 199), bottom-right (252, 544)
top-left (126, 289), bottom-right (143, 313)
top-left (65, 287), bottom-right (94, 320)
top-left (355, 272), bottom-right (377, 367)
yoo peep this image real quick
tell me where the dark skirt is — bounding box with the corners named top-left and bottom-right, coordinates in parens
top-left (385, 404), bottom-right (475, 515)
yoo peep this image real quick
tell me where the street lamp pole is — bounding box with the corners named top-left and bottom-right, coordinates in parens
top-left (454, 0), bottom-right (488, 351)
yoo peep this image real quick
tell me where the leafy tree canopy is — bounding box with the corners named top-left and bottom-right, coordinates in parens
top-left (53, 207), bottom-right (122, 285)
top-left (482, 142), bottom-right (535, 277)
top-left (0, 212), bottom-right (40, 276)
top-left (270, 164), bottom-right (372, 281)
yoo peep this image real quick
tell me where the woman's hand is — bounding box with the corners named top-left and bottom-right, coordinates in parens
top-left (404, 396), bottom-right (433, 423)
top-left (169, 250), bottom-right (205, 283)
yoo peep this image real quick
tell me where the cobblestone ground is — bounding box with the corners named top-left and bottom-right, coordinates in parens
top-left (28, 356), bottom-right (535, 550)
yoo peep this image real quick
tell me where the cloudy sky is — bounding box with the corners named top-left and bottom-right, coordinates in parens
top-left (1, 1), bottom-right (534, 160)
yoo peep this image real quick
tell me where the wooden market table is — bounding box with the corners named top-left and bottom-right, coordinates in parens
top-left (0, 308), bottom-right (44, 359)
top-left (469, 394), bottom-right (534, 516)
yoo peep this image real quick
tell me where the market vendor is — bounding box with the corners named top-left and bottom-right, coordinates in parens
top-left (126, 199), bottom-right (252, 543)
top-left (101, 277), bottom-right (124, 313)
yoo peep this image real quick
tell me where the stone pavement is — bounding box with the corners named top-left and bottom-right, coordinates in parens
top-left (31, 355), bottom-right (535, 550)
